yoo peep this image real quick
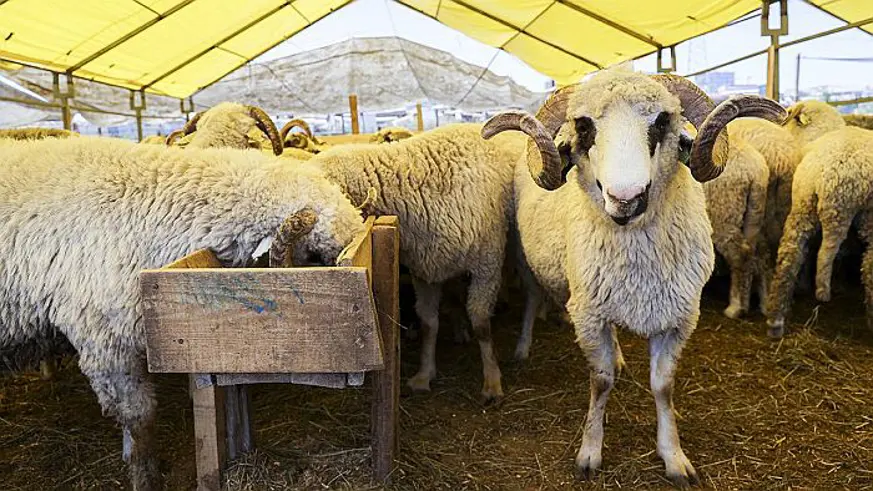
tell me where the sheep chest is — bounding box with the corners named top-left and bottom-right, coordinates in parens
top-left (140, 216), bottom-right (400, 490)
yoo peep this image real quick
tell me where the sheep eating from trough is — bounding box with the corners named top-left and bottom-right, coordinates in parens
top-left (305, 124), bottom-right (526, 401)
top-left (0, 136), bottom-right (365, 489)
top-left (482, 69), bottom-right (785, 485)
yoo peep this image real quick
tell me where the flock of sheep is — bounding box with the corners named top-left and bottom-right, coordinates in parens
top-left (1, 67), bottom-right (871, 490)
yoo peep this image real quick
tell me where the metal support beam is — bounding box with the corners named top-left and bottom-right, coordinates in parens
top-left (656, 46), bottom-right (677, 73)
top-left (554, 0), bottom-right (660, 48)
top-left (52, 73), bottom-right (75, 130)
top-left (130, 89), bottom-right (146, 142)
top-left (762, 0), bottom-right (787, 100)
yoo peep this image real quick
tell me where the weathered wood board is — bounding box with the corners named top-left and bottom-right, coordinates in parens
top-left (142, 267), bottom-right (383, 373)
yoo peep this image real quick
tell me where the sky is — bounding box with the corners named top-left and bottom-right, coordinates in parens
top-left (255, 0), bottom-right (873, 94)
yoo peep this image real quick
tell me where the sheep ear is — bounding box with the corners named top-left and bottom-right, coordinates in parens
top-left (798, 113), bottom-right (811, 126)
top-left (678, 133), bottom-right (693, 166)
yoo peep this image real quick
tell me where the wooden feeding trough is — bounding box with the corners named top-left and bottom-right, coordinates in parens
top-left (140, 216), bottom-right (400, 490)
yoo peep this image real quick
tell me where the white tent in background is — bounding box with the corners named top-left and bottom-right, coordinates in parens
top-left (194, 36), bottom-right (550, 116)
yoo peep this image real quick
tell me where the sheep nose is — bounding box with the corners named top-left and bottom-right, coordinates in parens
top-left (606, 184), bottom-right (648, 202)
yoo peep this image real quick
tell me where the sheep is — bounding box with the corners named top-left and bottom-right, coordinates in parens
top-left (702, 131), bottom-right (770, 318)
top-left (0, 127), bottom-right (78, 140)
top-left (843, 113), bottom-right (873, 131)
top-left (280, 119), bottom-right (330, 154)
top-left (0, 136), bottom-right (365, 489)
top-left (765, 126), bottom-right (873, 337)
top-left (305, 124), bottom-right (527, 401)
top-left (166, 102), bottom-right (284, 155)
top-left (140, 135), bottom-right (167, 144)
top-left (370, 126), bottom-right (414, 144)
top-left (482, 69), bottom-right (784, 485)
top-left (783, 99), bottom-right (846, 147)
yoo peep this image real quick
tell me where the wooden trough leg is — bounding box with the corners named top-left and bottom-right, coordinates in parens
top-left (371, 216), bottom-right (400, 482)
top-left (191, 375), bottom-right (228, 491)
top-left (225, 385), bottom-right (254, 459)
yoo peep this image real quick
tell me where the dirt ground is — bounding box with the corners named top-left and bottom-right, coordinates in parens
top-left (1, 273), bottom-right (871, 490)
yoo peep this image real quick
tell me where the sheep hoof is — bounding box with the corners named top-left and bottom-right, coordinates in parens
top-left (513, 345), bottom-right (530, 362)
top-left (480, 381), bottom-right (504, 404)
top-left (815, 287), bottom-right (831, 303)
top-left (574, 452), bottom-right (602, 481)
top-left (723, 305), bottom-right (745, 319)
top-left (766, 320), bottom-right (785, 339)
top-left (664, 452), bottom-right (699, 489)
top-left (407, 373), bottom-right (433, 392)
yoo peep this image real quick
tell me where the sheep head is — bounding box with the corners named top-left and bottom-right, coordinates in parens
top-left (171, 103), bottom-right (284, 155)
top-left (483, 70), bottom-right (785, 226)
top-left (782, 100), bottom-right (845, 146)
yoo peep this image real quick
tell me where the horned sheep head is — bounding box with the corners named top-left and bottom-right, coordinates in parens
top-left (483, 70), bottom-right (785, 225)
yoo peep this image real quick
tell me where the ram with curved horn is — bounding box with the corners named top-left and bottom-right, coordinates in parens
top-left (166, 102), bottom-right (284, 155)
top-left (482, 69), bottom-right (785, 487)
top-left (281, 118), bottom-right (331, 154)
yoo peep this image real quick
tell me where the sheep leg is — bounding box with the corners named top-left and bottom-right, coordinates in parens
top-left (467, 270), bottom-right (503, 402)
top-left (717, 238), bottom-right (753, 319)
top-left (407, 278), bottom-right (442, 392)
top-left (514, 263), bottom-right (542, 361)
top-left (39, 357), bottom-right (57, 380)
top-left (79, 354), bottom-right (159, 490)
top-left (766, 193), bottom-right (819, 338)
top-left (649, 327), bottom-right (698, 488)
top-left (856, 210), bottom-right (873, 332)
top-left (815, 210), bottom-right (854, 302)
top-left (755, 236), bottom-right (774, 316)
top-left (573, 317), bottom-right (616, 480)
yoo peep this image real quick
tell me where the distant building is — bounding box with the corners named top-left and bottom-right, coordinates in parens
top-left (694, 72), bottom-right (735, 93)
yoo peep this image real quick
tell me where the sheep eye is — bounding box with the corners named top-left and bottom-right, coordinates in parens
top-left (574, 117), bottom-right (596, 153)
top-left (648, 111), bottom-right (671, 156)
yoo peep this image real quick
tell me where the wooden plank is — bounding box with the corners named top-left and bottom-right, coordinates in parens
top-left (163, 249), bottom-right (222, 270)
top-left (215, 372), bottom-right (364, 388)
top-left (141, 267), bottom-right (383, 373)
top-left (370, 216), bottom-right (400, 483)
top-left (191, 377), bottom-right (227, 491)
top-left (337, 216), bottom-right (375, 269)
top-left (349, 94), bottom-right (360, 134)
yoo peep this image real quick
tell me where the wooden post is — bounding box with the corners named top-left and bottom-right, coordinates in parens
top-left (416, 103), bottom-right (424, 132)
top-left (191, 377), bottom-right (228, 491)
top-left (766, 38), bottom-right (779, 100)
top-left (349, 94), bottom-right (360, 134)
top-left (370, 216), bottom-right (400, 483)
top-left (224, 385), bottom-right (253, 460)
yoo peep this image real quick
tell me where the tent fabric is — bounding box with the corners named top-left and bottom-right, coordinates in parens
top-left (808, 0), bottom-right (873, 35)
top-left (0, 0), bottom-right (870, 99)
top-left (0, 0), bottom-right (352, 98)
top-left (194, 36), bottom-right (549, 114)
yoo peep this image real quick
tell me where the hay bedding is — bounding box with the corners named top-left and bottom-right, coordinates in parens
top-left (0, 276), bottom-right (871, 490)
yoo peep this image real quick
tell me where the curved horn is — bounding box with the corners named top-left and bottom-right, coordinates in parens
top-left (482, 110), bottom-right (564, 191)
top-left (269, 209), bottom-right (319, 268)
top-left (247, 106), bottom-right (283, 156)
top-left (181, 111), bottom-right (203, 135)
top-left (165, 129), bottom-right (185, 146)
top-left (691, 95), bottom-right (786, 181)
top-left (280, 119), bottom-right (313, 141)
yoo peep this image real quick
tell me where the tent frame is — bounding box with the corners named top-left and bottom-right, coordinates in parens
top-left (2, 0), bottom-right (872, 135)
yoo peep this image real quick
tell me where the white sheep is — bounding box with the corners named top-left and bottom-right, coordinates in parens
top-left (0, 127), bottom-right (78, 140)
top-left (370, 126), bottom-right (414, 144)
top-left (783, 99), bottom-right (846, 147)
top-left (843, 113), bottom-right (873, 131)
top-left (766, 122), bottom-right (873, 336)
top-left (166, 102), bottom-right (285, 156)
top-left (703, 131), bottom-right (770, 318)
top-left (483, 69), bottom-right (784, 485)
top-left (0, 136), bottom-right (364, 489)
top-left (305, 125), bottom-right (526, 401)
top-left (280, 119), bottom-right (330, 154)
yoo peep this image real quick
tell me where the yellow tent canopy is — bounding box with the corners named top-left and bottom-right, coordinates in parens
top-left (0, 0), bottom-right (869, 99)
